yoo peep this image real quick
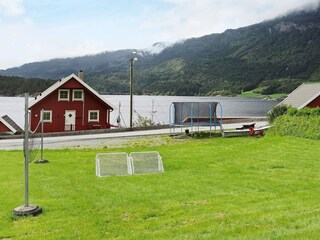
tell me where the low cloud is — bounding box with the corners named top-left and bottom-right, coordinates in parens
top-left (142, 0), bottom-right (320, 42)
top-left (0, 0), bottom-right (24, 16)
top-left (0, 0), bottom-right (319, 69)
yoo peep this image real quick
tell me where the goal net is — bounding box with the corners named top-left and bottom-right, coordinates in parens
top-left (27, 113), bottom-right (43, 163)
top-left (96, 152), bottom-right (132, 177)
top-left (95, 151), bottom-right (164, 177)
top-left (130, 151), bottom-right (164, 175)
top-left (27, 125), bottom-right (42, 163)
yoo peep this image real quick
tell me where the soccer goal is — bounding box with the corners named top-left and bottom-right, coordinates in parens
top-left (130, 151), bottom-right (164, 175)
top-left (95, 151), bottom-right (164, 177)
top-left (96, 152), bottom-right (133, 177)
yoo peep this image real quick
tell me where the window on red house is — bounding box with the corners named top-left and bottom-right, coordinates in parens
top-left (42, 110), bottom-right (52, 122)
top-left (73, 90), bottom-right (84, 101)
top-left (89, 110), bottom-right (99, 122)
top-left (59, 89), bottom-right (69, 101)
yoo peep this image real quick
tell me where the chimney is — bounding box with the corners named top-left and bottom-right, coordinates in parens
top-left (78, 69), bottom-right (84, 81)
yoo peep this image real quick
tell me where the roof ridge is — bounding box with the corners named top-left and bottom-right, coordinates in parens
top-left (29, 73), bottom-right (115, 110)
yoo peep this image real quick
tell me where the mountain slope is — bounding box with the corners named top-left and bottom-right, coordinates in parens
top-left (0, 76), bottom-right (54, 96)
top-left (1, 6), bottom-right (320, 96)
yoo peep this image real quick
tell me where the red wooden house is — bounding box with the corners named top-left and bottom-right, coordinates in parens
top-left (29, 72), bottom-right (114, 133)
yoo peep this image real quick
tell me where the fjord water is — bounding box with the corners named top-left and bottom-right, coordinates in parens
top-left (0, 95), bottom-right (279, 128)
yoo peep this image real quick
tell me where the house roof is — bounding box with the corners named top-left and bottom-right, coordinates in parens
top-left (0, 115), bottom-right (23, 134)
top-left (29, 73), bottom-right (115, 110)
top-left (278, 83), bottom-right (320, 109)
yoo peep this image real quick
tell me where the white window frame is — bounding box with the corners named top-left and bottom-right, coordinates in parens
top-left (42, 110), bottom-right (52, 123)
top-left (73, 89), bottom-right (84, 101)
top-left (88, 110), bottom-right (99, 122)
top-left (58, 89), bottom-right (70, 101)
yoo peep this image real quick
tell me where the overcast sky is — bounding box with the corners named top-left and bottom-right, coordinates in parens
top-left (0, 0), bottom-right (319, 70)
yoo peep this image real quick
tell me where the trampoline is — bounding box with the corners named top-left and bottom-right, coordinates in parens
top-left (169, 102), bottom-right (222, 132)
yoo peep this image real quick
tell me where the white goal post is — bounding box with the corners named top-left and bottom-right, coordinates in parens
top-left (96, 152), bottom-right (132, 177)
top-left (95, 151), bottom-right (164, 177)
top-left (129, 151), bottom-right (164, 175)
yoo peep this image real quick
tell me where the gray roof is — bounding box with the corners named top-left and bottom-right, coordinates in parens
top-left (278, 83), bottom-right (320, 109)
top-left (0, 115), bottom-right (23, 134)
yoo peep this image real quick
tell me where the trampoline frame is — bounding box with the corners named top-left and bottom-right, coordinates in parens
top-left (169, 102), bottom-right (223, 133)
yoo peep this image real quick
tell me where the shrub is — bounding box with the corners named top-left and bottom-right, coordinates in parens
top-left (268, 115), bottom-right (320, 140)
top-left (267, 104), bottom-right (288, 123)
top-left (287, 107), bottom-right (320, 117)
top-left (133, 115), bottom-right (154, 127)
top-left (286, 107), bottom-right (298, 116)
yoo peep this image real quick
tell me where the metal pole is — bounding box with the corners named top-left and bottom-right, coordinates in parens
top-left (24, 93), bottom-right (29, 207)
top-left (13, 92), bottom-right (42, 216)
top-left (40, 109), bottom-right (44, 160)
top-left (118, 101), bottom-right (122, 128)
top-left (82, 93), bottom-right (85, 125)
top-left (151, 99), bottom-right (154, 123)
top-left (129, 59), bottom-right (133, 128)
top-left (35, 109), bottom-right (48, 164)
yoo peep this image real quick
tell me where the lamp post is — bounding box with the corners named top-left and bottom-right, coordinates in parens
top-left (129, 52), bottom-right (137, 128)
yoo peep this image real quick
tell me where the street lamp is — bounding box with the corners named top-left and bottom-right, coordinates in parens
top-left (129, 51), bottom-right (138, 128)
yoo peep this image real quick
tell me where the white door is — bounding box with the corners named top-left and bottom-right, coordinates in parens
top-left (65, 110), bottom-right (76, 131)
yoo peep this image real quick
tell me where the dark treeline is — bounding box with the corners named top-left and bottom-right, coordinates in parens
top-left (0, 76), bottom-right (54, 96)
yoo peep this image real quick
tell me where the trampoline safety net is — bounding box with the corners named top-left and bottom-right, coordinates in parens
top-left (169, 102), bottom-right (222, 128)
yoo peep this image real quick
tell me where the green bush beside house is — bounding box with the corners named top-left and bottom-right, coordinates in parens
top-left (268, 106), bottom-right (320, 140)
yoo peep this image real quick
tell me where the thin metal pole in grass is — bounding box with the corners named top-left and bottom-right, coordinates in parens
top-left (13, 93), bottom-right (42, 217)
top-left (35, 109), bottom-right (49, 164)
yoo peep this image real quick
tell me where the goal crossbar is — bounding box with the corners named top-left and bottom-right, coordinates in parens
top-left (96, 151), bottom-right (164, 177)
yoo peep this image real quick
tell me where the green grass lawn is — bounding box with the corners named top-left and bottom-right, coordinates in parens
top-left (239, 90), bottom-right (287, 100)
top-left (1, 135), bottom-right (320, 239)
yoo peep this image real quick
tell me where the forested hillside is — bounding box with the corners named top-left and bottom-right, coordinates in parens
top-left (1, 6), bottom-right (319, 96)
top-left (0, 76), bottom-right (54, 96)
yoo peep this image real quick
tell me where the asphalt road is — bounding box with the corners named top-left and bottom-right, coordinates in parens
top-left (0, 122), bottom-right (268, 150)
